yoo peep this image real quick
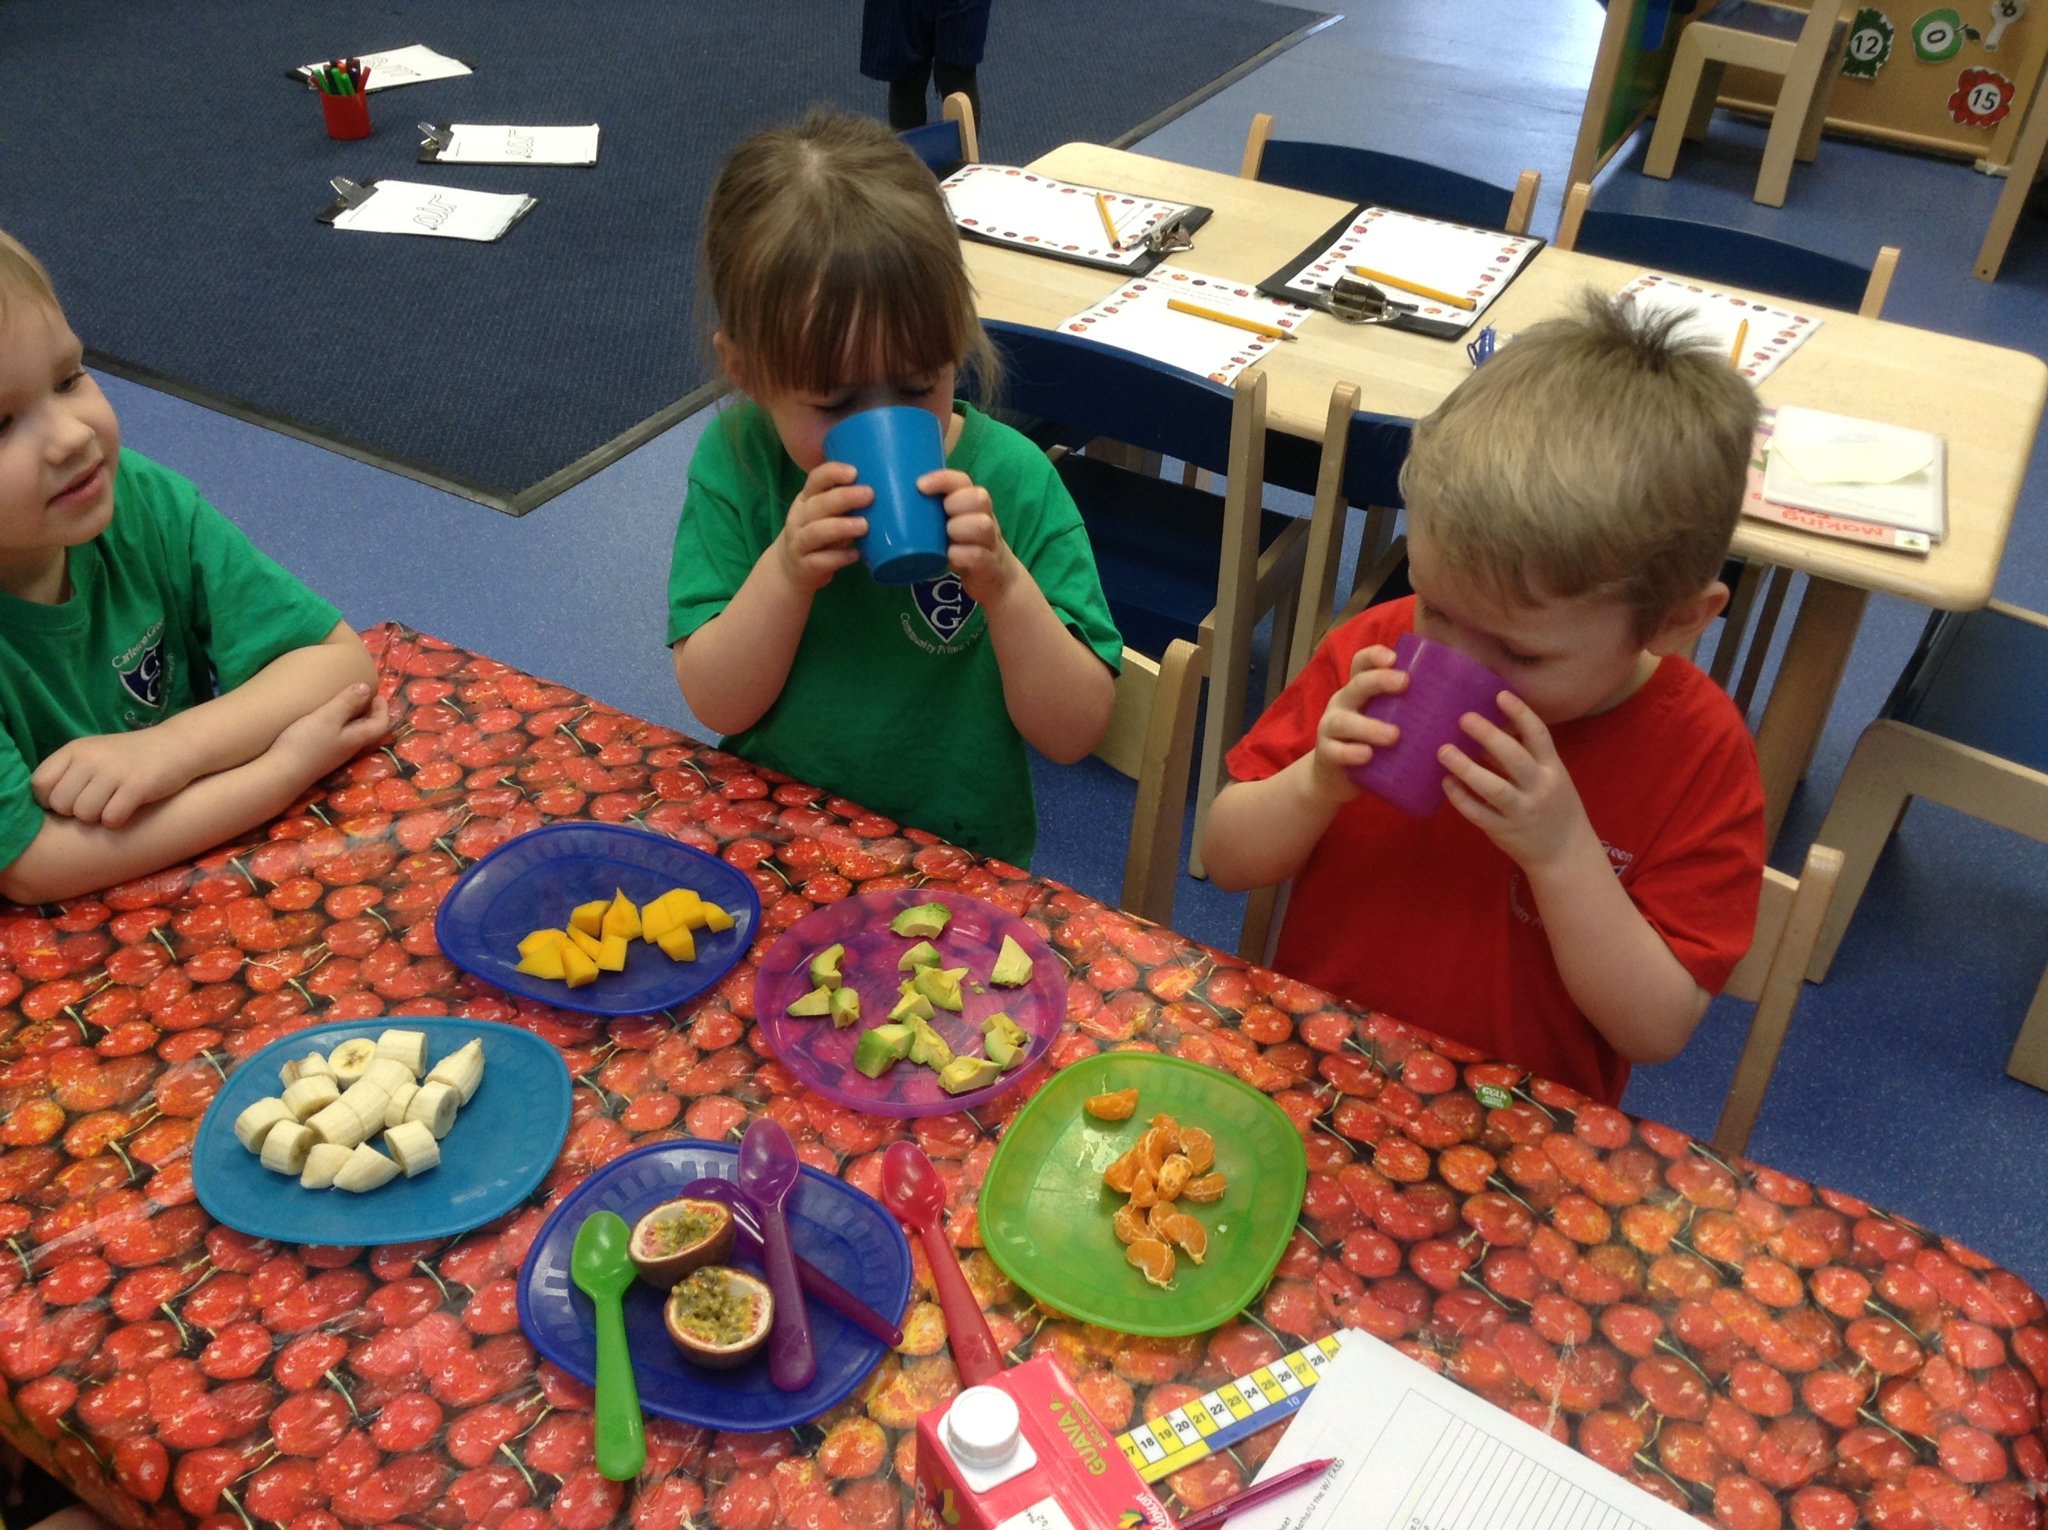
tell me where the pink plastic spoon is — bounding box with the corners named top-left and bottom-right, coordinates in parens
top-left (880, 1141), bottom-right (1004, 1386)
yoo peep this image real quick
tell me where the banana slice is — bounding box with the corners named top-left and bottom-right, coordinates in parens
top-left (338, 1082), bottom-right (392, 1133)
top-left (328, 1038), bottom-right (378, 1084)
top-left (281, 1075), bottom-right (341, 1121)
top-left (278, 1057), bottom-right (303, 1088)
top-left (405, 1081), bottom-right (460, 1139)
top-left (425, 1039), bottom-right (485, 1104)
top-left (384, 1082), bottom-right (419, 1129)
top-left (306, 1100), bottom-right (368, 1149)
top-left (260, 1122), bottom-right (315, 1175)
top-left (383, 1121), bottom-right (441, 1177)
top-left (333, 1143), bottom-right (399, 1193)
top-left (376, 1029), bottom-right (429, 1077)
top-left (234, 1098), bottom-right (294, 1153)
top-left (300, 1141), bottom-right (352, 1190)
top-left (362, 1058), bottom-right (415, 1095)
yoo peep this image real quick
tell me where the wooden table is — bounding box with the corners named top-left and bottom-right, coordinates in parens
top-left (968, 144), bottom-right (2048, 845)
top-left (1, 625), bottom-right (2044, 1530)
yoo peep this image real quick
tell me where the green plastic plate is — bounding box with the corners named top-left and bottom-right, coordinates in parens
top-left (980, 1051), bottom-right (1308, 1337)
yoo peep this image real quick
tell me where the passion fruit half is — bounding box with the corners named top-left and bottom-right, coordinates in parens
top-left (628, 1197), bottom-right (736, 1289)
top-left (664, 1265), bottom-right (774, 1369)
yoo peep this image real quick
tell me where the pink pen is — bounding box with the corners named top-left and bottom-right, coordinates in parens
top-left (1175, 1457), bottom-right (1339, 1530)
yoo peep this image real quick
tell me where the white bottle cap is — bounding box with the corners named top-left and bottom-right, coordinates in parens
top-left (944, 1385), bottom-right (1023, 1470)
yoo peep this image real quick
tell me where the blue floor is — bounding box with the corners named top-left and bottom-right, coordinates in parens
top-left (77, 1), bottom-right (2048, 1290)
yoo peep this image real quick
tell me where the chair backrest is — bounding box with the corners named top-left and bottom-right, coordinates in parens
top-left (1713, 840), bottom-right (1843, 1155)
top-left (1241, 112), bottom-right (1541, 235)
top-left (900, 92), bottom-right (979, 173)
top-left (1695, 0), bottom-right (1851, 59)
top-left (1286, 380), bottom-right (1414, 680)
top-left (1095, 639), bottom-right (1205, 926)
top-left (1556, 182), bottom-right (1898, 316)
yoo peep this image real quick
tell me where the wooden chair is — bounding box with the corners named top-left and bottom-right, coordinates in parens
top-left (1096, 640), bottom-right (1205, 927)
top-left (1557, 181), bottom-right (1900, 717)
top-left (1809, 603), bottom-right (2048, 1090)
top-left (1240, 113), bottom-right (1540, 235)
top-left (1642, 0), bottom-right (1854, 207)
top-left (900, 91), bottom-right (979, 174)
top-left (982, 320), bottom-right (1310, 873)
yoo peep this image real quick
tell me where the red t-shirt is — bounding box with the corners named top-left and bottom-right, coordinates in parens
top-left (1226, 597), bottom-right (1765, 1105)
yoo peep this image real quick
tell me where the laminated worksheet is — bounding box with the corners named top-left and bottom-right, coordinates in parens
top-left (1259, 205), bottom-right (1543, 339)
top-left (941, 163), bottom-right (1211, 274)
top-left (419, 124), bottom-right (601, 165)
top-left (1232, 1330), bottom-right (1702, 1530)
top-left (294, 43), bottom-right (472, 91)
top-left (325, 180), bottom-right (536, 242)
top-left (1059, 267), bottom-right (1313, 384)
top-left (1616, 271), bottom-right (1820, 386)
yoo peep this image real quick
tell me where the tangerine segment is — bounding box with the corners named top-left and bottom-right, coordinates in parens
top-left (1126, 1237), bottom-right (1175, 1288)
top-left (1148, 1113), bottom-right (1183, 1153)
top-left (1180, 1127), bottom-right (1215, 1174)
top-left (1153, 1210), bottom-right (1207, 1265)
top-left (1112, 1202), bottom-right (1150, 1245)
top-left (1085, 1087), bottom-right (1139, 1121)
top-left (1127, 1166), bottom-right (1160, 1209)
top-left (1102, 1148), bottom-right (1141, 1195)
top-left (1138, 1126), bottom-right (1176, 1176)
top-left (1181, 1171), bottom-right (1228, 1203)
top-left (1155, 1153), bottom-right (1192, 1201)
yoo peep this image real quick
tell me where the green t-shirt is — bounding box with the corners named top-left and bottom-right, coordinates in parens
top-left (0, 449), bottom-right (345, 872)
top-left (667, 402), bottom-right (1121, 866)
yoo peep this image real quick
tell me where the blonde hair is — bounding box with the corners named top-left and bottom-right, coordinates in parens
top-left (702, 109), bottom-right (994, 400)
top-left (0, 227), bottom-right (60, 323)
top-left (1400, 292), bottom-right (1759, 640)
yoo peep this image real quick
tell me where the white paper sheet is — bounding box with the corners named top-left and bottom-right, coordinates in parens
top-left (1060, 267), bottom-right (1313, 384)
top-left (1232, 1331), bottom-right (1703, 1530)
top-left (333, 181), bottom-right (534, 242)
top-left (1276, 206), bottom-right (1541, 327)
top-left (434, 124), bottom-right (600, 165)
top-left (300, 44), bottom-right (472, 92)
top-left (1761, 404), bottom-right (1946, 538)
top-left (942, 164), bottom-right (1195, 270)
top-left (1614, 271), bottom-right (1820, 386)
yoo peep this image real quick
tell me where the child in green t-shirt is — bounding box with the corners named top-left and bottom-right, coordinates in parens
top-left (668, 111), bottom-right (1121, 866)
top-left (0, 228), bottom-right (389, 906)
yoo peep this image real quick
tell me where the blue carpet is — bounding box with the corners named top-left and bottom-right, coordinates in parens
top-left (0, 0), bottom-right (1317, 510)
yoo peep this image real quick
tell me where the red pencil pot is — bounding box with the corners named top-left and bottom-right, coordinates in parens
top-left (320, 90), bottom-right (371, 141)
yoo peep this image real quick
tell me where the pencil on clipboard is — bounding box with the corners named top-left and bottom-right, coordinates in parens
top-left (1166, 298), bottom-right (1297, 341)
top-left (1729, 319), bottom-right (1749, 367)
top-left (1346, 264), bottom-right (1477, 311)
top-left (1094, 192), bottom-right (1123, 250)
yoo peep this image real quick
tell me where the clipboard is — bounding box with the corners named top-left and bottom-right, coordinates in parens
top-left (416, 123), bottom-right (601, 166)
top-left (1257, 204), bottom-right (1544, 339)
top-left (316, 178), bottom-right (538, 242)
top-left (941, 163), bottom-right (1212, 276)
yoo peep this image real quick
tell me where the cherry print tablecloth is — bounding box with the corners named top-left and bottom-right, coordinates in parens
top-left (0, 624), bottom-right (2043, 1530)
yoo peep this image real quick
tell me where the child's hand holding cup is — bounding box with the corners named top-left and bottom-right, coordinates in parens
top-left (822, 407), bottom-right (951, 585)
top-left (1349, 634), bottom-right (1513, 816)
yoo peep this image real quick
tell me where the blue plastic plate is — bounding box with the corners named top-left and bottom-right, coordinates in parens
top-left (435, 823), bottom-right (761, 1017)
top-left (192, 1018), bottom-right (571, 1246)
top-left (517, 1140), bottom-right (912, 1432)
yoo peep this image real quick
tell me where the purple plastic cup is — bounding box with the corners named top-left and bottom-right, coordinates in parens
top-left (823, 406), bottom-right (951, 586)
top-left (1348, 633), bottom-right (1514, 817)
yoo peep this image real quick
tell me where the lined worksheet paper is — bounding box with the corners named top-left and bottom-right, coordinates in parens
top-left (1616, 271), bottom-right (1820, 385)
top-left (1061, 267), bottom-right (1312, 384)
top-left (942, 164), bottom-right (1197, 269)
top-left (1233, 1332), bottom-right (1700, 1530)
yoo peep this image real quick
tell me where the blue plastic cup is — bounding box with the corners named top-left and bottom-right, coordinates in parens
top-left (824, 406), bottom-right (951, 585)
top-left (1348, 634), bottom-right (1513, 817)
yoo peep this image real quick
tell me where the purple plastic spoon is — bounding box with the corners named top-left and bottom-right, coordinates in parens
top-left (737, 1119), bottom-right (817, 1391)
top-left (680, 1177), bottom-right (904, 1347)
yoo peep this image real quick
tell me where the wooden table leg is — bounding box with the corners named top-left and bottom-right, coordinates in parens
top-left (1754, 577), bottom-right (1868, 848)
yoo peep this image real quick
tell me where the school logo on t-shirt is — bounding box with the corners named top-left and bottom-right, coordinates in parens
top-left (113, 621), bottom-right (168, 712)
top-left (910, 574), bottom-right (978, 647)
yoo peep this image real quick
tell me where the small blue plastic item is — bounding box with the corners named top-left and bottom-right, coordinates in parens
top-left (824, 405), bottom-right (951, 585)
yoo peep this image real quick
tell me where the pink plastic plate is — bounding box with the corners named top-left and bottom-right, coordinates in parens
top-left (755, 890), bottom-right (1062, 1117)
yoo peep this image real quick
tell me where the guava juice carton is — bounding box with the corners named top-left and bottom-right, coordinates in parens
top-left (912, 1354), bottom-right (1174, 1530)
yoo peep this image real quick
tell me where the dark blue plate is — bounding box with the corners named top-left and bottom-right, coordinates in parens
top-left (192, 1018), bottom-right (571, 1245)
top-left (517, 1140), bottom-right (912, 1432)
top-left (436, 823), bottom-right (761, 1017)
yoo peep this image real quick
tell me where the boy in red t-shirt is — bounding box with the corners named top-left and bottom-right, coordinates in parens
top-left (1203, 295), bottom-right (1765, 1105)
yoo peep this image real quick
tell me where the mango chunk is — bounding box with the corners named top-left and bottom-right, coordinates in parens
top-left (596, 933), bottom-right (629, 972)
top-left (566, 924), bottom-right (604, 962)
top-left (570, 900), bottom-right (609, 938)
top-left (518, 928), bottom-right (567, 960)
top-left (600, 891), bottom-right (641, 941)
top-left (516, 943), bottom-right (567, 980)
top-left (642, 899), bottom-right (678, 943)
top-left (657, 924), bottom-right (697, 962)
top-left (700, 902), bottom-right (735, 933)
top-left (560, 942), bottom-right (600, 988)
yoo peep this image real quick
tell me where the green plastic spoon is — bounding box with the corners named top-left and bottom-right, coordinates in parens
top-left (571, 1210), bottom-right (646, 1482)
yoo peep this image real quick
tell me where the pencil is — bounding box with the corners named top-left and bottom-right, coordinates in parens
top-left (1095, 192), bottom-right (1123, 251)
top-left (1729, 318), bottom-right (1749, 367)
top-left (1166, 297), bottom-right (1298, 341)
top-left (1346, 264), bottom-right (1476, 311)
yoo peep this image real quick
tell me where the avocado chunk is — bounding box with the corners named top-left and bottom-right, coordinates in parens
top-left (829, 986), bottom-right (861, 1028)
top-left (888, 983), bottom-right (935, 1023)
top-left (911, 964), bottom-right (969, 1013)
top-left (938, 1055), bottom-right (1003, 1095)
top-left (982, 1011), bottom-right (1029, 1068)
top-left (989, 934), bottom-right (1033, 988)
top-left (906, 1016), bottom-right (954, 1069)
top-left (808, 943), bottom-right (845, 991)
top-left (890, 902), bottom-right (952, 939)
top-left (897, 940), bottom-right (943, 972)
top-left (786, 985), bottom-right (833, 1018)
top-left (853, 1023), bottom-right (914, 1078)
